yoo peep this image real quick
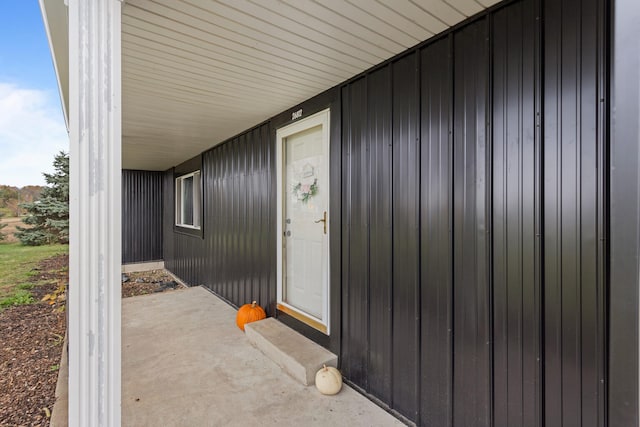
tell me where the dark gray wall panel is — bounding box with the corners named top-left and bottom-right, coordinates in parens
top-left (340, 55), bottom-right (421, 424)
top-left (164, 124), bottom-right (275, 314)
top-left (166, 154), bottom-right (204, 281)
top-left (452, 18), bottom-right (491, 427)
top-left (610, 0), bottom-right (640, 424)
top-left (159, 0), bottom-right (611, 424)
top-left (122, 170), bottom-right (163, 263)
top-left (391, 53), bottom-right (421, 423)
top-left (419, 36), bottom-right (453, 427)
top-left (340, 68), bottom-right (394, 406)
top-left (491, 0), bottom-right (541, 425)
top-left (203, 124), bottom-right (275, 313)
top-left (366, 66), bottom-right (393, 405)
top-left (163, 169), bottom-right (174, 266)
top-left (543, 0), bottom-right (606, 425)
top-left (341, 76), bottom-right (369, 388)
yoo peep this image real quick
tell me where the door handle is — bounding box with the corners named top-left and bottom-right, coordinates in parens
top-left (314, 211), bottom-right (327, 234)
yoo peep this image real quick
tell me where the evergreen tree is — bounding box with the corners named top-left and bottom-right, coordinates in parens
top-left (15, 152), bottom-right (69, 245)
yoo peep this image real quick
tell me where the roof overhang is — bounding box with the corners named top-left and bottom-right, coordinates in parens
top-left (39, 0), bottom-right (70, 129)
top-left (41, 0), bottom-right (500, 171)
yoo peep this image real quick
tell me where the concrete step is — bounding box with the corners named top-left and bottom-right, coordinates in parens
top-left (245, 318), bottom-right (337, 386)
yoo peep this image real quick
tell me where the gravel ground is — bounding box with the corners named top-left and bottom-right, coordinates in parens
top-left (0, 255), bottom-right (183, 426)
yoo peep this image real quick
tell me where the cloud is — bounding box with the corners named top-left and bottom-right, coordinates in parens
top-left (0, 82), bottom-right (68, 187)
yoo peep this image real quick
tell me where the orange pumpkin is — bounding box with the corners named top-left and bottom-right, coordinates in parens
top-left (236, 301), bottom-right (266, 331)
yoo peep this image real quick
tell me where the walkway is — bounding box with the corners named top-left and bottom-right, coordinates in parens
top-left (122, 286), bottom-right (404, 426)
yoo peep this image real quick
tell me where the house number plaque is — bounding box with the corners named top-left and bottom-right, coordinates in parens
top-left (291, 109), bottom-right (303, 120)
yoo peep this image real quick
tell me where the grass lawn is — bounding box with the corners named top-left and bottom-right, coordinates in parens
top-left (0, 242), bottom-right (68, 301)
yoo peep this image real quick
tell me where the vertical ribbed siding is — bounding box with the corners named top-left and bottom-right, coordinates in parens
top-left (337, 0), bottom-right (606, 424)
top-left (341, 76), bottom-right (369, 387)
top-left (164, 123), bottom-right (275, 315)
top-left (341, 67), bottom-right (394, 401)
top-left (543, 0), bottom-right (606, 425)
top-left (159, 0), bottom-right (609, 424)
top-left (391, 53), bottom-right (421, 422)
top-left (122, 170), bottom-right (163, 263)
top-left (366, 65), bottom-right (393, 405)
top-left (340, 55), bottom-right (423, 424)
top-left (420, 35), bottom-right (453, 427)
top-left (452, 19), bottom-right (491, 427)
top-left (167, 154), bottom-right (204, 284)
top-left (162, 169), bottom-right (174, 267)
top-left (491, 0), bottom-right (541, 425)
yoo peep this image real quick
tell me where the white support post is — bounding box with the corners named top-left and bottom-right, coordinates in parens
top-left (68, 1), bottom-right (122, 426)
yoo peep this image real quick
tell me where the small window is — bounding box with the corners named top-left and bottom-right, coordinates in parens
top-left (175, 171), bottom-right (201, 229)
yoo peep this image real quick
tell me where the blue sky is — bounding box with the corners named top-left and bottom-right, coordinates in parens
top-left (0, 1), bottom-right (68, 187)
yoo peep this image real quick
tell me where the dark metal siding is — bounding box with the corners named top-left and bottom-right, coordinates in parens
top-left (341, 76), bottom-right (370, 390)
top-left (164, 124), bottom-right (276, 315)
top-left (165, 155), bottom-right (206, 286)
top-left (452, 19), bottom-right (491, 427)
top-left (391, 53), bottom-right (421, 421)
top-left (162, 169), bottom-right (175, 269)
top-left (543, 0), bottom-right (607, 424)
top-left (420, 35), bottom-right (453, 427)
top-left (122, 170), bottom-right (163, 263)
top-left (609, 0), bottom-right (640, 425)
top-left (205, 124), bottom-right (276, 313)
top-left (161, 0), bottom-right (610, 424)
top-left (491, 1), bottom-right (541, 425)
top-left (366, 66), bottom-right (393, 406)
top-left (338, 0), bottom-right (606, 425)
top-left (340, 67), bottom-right (396, 406)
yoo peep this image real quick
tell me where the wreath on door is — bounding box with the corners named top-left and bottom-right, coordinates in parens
top-left (293, 179), bottom-right (318, 203)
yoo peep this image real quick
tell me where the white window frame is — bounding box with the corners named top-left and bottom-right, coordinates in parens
top-left (175, 170), bottom-right (202, 229)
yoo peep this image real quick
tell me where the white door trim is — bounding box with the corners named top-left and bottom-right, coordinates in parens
top-left (276, 109), bottom-right (331, 334)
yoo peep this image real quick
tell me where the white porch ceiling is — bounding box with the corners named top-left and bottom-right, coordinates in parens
top-left (46, 0), bottom-right (502, 171)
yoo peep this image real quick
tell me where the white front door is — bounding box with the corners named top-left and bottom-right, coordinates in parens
top-left (276, 109), bottom-right (330, 334)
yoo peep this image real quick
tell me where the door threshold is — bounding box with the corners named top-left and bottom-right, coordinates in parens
top-left (277, 303), bottom-right (327, 334)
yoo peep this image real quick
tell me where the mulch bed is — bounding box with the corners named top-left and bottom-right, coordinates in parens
top-left (0, 254), bottom-right (67, 427)
top-left (0, 255), bottom-right (182, 426)
top-left (121, 270), bottom-right (183, 298)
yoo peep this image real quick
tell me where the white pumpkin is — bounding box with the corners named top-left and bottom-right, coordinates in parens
top-left (315, 364), bottom-right (343, 395)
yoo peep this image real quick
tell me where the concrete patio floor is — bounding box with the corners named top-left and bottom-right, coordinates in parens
top-left (122, 286), bottom-right (404, 426)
